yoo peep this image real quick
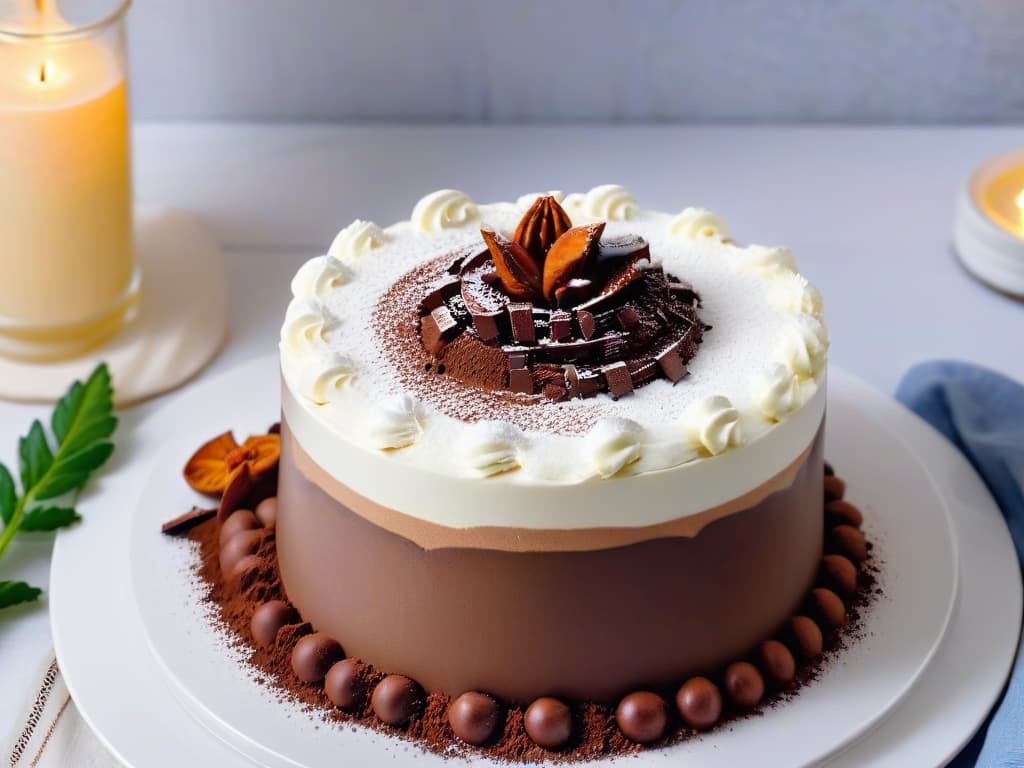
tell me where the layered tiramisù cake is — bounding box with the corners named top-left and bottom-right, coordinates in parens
top-left (171, 184), bottom-right (872, 759)
top-left (280, 184), bottom-right (831, 719)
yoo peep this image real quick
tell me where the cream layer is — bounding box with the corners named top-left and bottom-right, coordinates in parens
top-left (284, 406), bottom-right (821, 552)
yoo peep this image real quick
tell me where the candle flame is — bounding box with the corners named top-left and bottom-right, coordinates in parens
top-left (38, 61), bottom-right (54, 83)
top-left (1016, 189), bottom-right (1024, 212)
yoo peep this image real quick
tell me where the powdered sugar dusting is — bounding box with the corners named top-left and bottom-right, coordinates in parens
top-left (279, 191), bottom-right (826, 483)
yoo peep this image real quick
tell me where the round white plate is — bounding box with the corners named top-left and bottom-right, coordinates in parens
top-left (49, 357), bottom-right (1022, 768)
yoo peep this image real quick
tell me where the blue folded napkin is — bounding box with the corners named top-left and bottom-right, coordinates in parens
top-left (896, 361), bottom-right (1024, 768)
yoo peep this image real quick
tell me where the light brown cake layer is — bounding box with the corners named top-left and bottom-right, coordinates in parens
top-left (276, 420), bottom-right (825, 703)
top-left (286, 426), bottom-right (815, 553)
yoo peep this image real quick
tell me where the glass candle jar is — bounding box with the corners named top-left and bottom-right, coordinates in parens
top-left (0, 0), bottom-right (137, 361)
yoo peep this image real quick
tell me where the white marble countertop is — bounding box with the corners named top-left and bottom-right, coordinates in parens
top-left (1, 123), bottom-right (1022, 744)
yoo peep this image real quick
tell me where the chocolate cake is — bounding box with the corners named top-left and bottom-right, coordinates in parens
top-left (176, 185), bottom-right (866, 759)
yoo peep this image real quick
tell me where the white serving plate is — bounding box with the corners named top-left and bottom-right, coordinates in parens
top-left (49, 357), bottom-right (1022, 767)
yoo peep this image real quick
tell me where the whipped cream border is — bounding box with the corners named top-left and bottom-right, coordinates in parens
top-left (283, 382), bottom-right (825, 529)
top-left (281, 185), bottom-right (829, 489)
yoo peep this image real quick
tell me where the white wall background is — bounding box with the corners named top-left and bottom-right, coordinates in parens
top-left (127, 0), bottom-right (1024, 122)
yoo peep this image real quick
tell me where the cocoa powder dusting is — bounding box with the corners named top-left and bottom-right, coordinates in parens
top-left (184, 470), bottom-right (883, 764)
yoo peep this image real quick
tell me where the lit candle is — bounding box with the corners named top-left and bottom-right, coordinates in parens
top-left (0, 0), bottom-right (136, 360)
top-left (954, 148), bottom-right (1024, 298)
top-left (977, 165), bottom-right (1024, 240)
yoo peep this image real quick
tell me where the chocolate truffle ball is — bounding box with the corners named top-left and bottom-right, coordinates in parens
top-left (758, 640), bottom-right (796, 686)
top-left (825, 499), bottom-right (863, 529)
top-left (290, 632), bottom-right (344, 683)
top-left (372, 675), bottom-right (422, 726)
top-left (325, 659), bottom-right (365, 710)
top-left (615, 691), bottom-right (668, 743)
top-left (255, 497), bottom-right (278, 530)
top-left (829, 525), bottom-right (868, 563)
top-left (448, 691), bottom-right (500, 746)
top-left (524, 697), bottom-right (572, 749)
top-left (824, 475), bottom-right (846, 501)
top-left (820, 554), bottom-right (859, 596)
top-left (227, 554), bottom-right (266, 590)
top-left (250, 600), bottom-right (298, 647)
top-left (219, 508), bottom-right (261, 545)
top-left (219, 528), bottom-right (262, 575)
top-left (724, 661), bottom-right (765, 708)
top-left (807, 587), bottom-right (847, 628)
top-left (675, 677), bottom-right (722, 730)
top-left (787, 615), bottom-right (824, 660)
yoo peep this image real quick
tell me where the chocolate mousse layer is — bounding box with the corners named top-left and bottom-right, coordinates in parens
top-left (276, 422), bottom-right (824, 704)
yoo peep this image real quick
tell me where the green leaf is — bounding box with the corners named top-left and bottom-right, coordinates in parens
top-left (33, 442), bottom-right (115, 501)
top-left (51, 380), bottom-right (84, 444)
top-left (0, 580), bottom-right (42, 609)
top-left (21, 506), bottom-right (81, 532)
top-left (18, 421), bottom-right (53, 491)
top-left (0, 464), bottom-right (15, 526)
top-left (52, 364), bottom-right (115, 456)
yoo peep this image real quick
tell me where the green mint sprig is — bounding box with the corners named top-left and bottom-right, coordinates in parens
top-left (0, 364), bottom-right (117, 611)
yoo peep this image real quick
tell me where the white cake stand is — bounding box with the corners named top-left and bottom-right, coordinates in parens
top-left (49, 357), bottom-right (1022, 767)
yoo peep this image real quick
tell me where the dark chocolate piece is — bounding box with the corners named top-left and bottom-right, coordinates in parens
top-left (507, 303), bottom-right (536, 345)
top-left (675, 677), bottom-right (722, 730)
top-left (563, 365), bottom-right (580, 398)
top-left (508, 369), bottom-right (533, 394)
top-left (508, 351), bottom-right (533, 394)
top-left (420, 314), bottom-right (446, 356)
top-left (578, 371), bottom-right (601, 397)
top-left (534, 338), bottom-right (605, 365)
top-left (448, 691), bottom-right (500, 746)
top-left (418, 275), bottom-right (461, 314)
top-left (602, 361), bottom-right (633, 398)
top-left (549, 311), bottom-right (572, 342)
top-left (669, 280), bottom-right (700, 306)
top-left (471, 311), bottom-right (502, 343)
top-left (161, 506), bottom-right (216, 536)
top-left (630, 360), bottom-right (660, 386)
top-left (576, 310), bottom-right (596, 340)
top-left (614, 691), bottom-right (668, 743)
top-left (524, 697), bottom-right (572, 749)
top-left (615, 306), bottom-right (640, 330)
top-left (250, 600), bottom-right (299, 647)
top-left (291, 632), bottom-right (344, 683)
top-left (371, 674), bottom-right (422, 725)
top-left (656, 342), bottom-right (689, 383)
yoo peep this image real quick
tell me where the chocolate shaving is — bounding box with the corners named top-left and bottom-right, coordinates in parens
top-left (161, 506), bottom-right (216, 536)
top-left (412, 230), bottom-right (706, 401)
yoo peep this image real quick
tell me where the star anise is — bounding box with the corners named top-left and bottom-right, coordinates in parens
top-left (481, 196), bottom-right (606, 306)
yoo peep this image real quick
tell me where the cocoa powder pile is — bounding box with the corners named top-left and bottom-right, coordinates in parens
top-left (183, 474), bottom-right (882, 764)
